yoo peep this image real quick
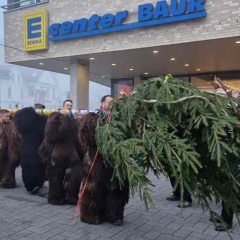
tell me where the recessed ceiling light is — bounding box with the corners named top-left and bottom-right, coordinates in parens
top-left (101, 76), bottom-right (105, 78)
top-left (153, 50), bottom-right (159, 54)
top-left (39, 62), bottom-right (44, 65)
top-left (144, 72), bottom-right (149, 75)
top-left (64, 68), bottom-right (68, 70)
top-left (170, 58), bottom-right (176, 61)
top-left (90, 57), bottom-right (95, 60)
top-left (111, 63), bottom-right (116, 66)
top-left (236, 41), bottom-right (240, 44)
top-left (129, 68), bottom-right (134, 71)
top-left (185, 64), bottom-right (189, 67)
top-left (196, 69), bottom-right (201, 71)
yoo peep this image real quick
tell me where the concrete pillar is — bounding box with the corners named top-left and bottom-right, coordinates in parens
top-left (69, 60), bottom-right (89, 109)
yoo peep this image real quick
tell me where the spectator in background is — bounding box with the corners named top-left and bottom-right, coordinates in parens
top-left (100, 95), bottom-right (113, 113)
top-left (62, 100), bottom-right (73, 111)
top-left (34, 103), bottom-right (45, 110)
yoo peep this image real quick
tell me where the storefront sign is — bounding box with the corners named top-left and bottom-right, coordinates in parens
top-left (23, 9), bottom-right (48, 52)
top-left (48, 0), bottom-right (207, 42)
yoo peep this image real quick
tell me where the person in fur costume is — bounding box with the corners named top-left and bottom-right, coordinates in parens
top-left (0, 109), bottom-right (21, 188)
top-left (78, 112), bottom-right (129, 226)
top-left (39, 112), bottom-right (83, 205)
top-left (13, 107), bottom-right (47, 194)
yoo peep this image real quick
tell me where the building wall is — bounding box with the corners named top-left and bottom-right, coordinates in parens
top-left (4, 0), bottom-right (240, 63)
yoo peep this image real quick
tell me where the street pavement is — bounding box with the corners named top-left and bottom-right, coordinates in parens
top-left (0, 168), bottom-right (240, 240)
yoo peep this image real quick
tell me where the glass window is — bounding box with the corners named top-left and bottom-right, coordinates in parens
top-left (191, 75), bottom-right (215, 93)
top-left (8, 87), bottom-right (11, 98)
top-left (9, 73), bottom-right (13, 81)
top-left (20, 1), bottom-right (30, 7)
top-left (21, 89), bottom-right (24, 100)
top-left (7, 0), bottom-right (45, 10)
top-left (111, 78), bottom-right (134, 98)
top-left (191, 73), bottom-right (240, 94)
top-left (29, 86), bottom-right (34, 97)
top-left (52, 89), bottom-right (55, 99)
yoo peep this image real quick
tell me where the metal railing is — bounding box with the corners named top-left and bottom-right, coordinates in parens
top-left (0, 0), bottom-right (49, 11)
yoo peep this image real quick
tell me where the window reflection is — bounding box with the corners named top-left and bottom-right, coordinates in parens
top-left (111, 78), bottom-right (134, 98)
top-left (6, 0), bottom-right (46, 10)
top-left (191, 73), bottom-right (240, 93)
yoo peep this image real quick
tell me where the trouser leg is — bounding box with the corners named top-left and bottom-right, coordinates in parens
top-left (221, 201), bottom-right (234, 225)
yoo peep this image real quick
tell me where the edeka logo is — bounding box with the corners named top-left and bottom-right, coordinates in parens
top-left (48, 0), bottom-right (207, 42)
top-left (23, 10), bottom-right (48, 52)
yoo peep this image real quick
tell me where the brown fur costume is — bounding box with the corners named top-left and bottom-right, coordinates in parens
top-left (78, 112), bottom-right (129, 225)
top-left (39, 112), bottom-right (82, 205)
top-left (0, 110), bottom-right (21, 188)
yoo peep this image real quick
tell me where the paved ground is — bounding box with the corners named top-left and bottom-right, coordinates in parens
top-left (0, 168), bottom-right (240, 240)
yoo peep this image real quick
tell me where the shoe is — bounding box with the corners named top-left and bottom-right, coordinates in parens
top-left (112, 219), bottom-right (123, 226)
top-left (166, 195), bottom-right (180, 201)
top-left (178, 201), bottom-right (192, 208)
top-left (209, 216), bottom-right (222, 224)
top-left (215, 223), bottom-right (232, 231)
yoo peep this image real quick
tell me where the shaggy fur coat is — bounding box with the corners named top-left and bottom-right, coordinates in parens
top-left (13, 107), bottom-right (47, 193)
top-left (0, 110), bottom-right (21, 188)
top-left (78, 112), bottom-right (129, 225)
top-left (39, 112), bottom-right (83, 205)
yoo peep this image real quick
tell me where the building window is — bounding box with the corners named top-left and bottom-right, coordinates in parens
top-left (111, 78), bottom-right (134, 98)
top-left (20, 1), bottom-right (30, 7)
top-left (9, 73), bottom-right (13, 81)
top-left (21, 89), bottom-right (24, 100)
top-left (6, 0), bottom-right (46, 10)
top-left (8, 87), bottom-right (11, 98)
top-left (21, 0), bottom-right (43, 7)
top-left (190, 72), bottom-right (240, 94)
top-left (29, 86), bottom-right (34, 97)
top-left (7, 0), bottom-right (20, 10)
top-left (52, 89), bottom-right (55, 99)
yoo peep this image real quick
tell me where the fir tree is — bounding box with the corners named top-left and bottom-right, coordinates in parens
top-left (96, 75), bottom-right (240, 220)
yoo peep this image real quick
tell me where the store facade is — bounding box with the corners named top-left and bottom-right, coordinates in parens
top-left (2, 0), bottom-right (240, 108)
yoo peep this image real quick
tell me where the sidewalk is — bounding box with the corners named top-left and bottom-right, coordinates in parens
top-left (0, 168), bottom-right (239, 240)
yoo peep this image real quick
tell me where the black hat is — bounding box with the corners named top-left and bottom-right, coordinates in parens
top-left (34, 103), bottom-right (45, 109)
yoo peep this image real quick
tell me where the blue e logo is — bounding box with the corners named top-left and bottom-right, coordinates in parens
top-left (27, 17), bottom-right (41, 39)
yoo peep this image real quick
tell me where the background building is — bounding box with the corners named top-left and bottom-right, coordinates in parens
top-left (0, 0), bottom-right (110, 110)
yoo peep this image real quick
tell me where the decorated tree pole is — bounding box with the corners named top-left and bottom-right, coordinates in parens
top-left (96, 75), bottom-right (240, 220)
